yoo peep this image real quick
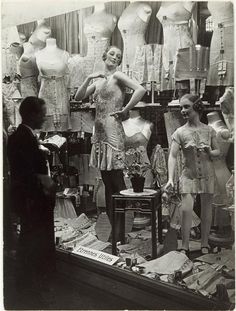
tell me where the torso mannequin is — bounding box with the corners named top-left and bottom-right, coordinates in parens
top-left (122, 110), bottom-right (153, 188)
top-left (156, 1), bottom-right (195, 90)
top-left (36, 38), bottom-right (71, 132)
top-left (2, 26), bottom-right (21, 80)
top-left (69, 4), bottom-right (117, 89)
top-left (220, 87), bottom-right (234, 138)
top-left (29, 20), bottom-right (51, 51)
top-left (207, 2), bottom-right (234, 86)
top-left (19, 42), bottom-right (39, 97)
top-left (207, 112), bottom-right (231, 207)
top-left (118, 2), bottom-right (152, 77)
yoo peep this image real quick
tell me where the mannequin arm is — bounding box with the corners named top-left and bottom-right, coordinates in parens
top-left (75, 77), bottom-right (95, 101)
top-left (165, 140), bottom-right (179, 189)
top-left (210, 136), bottom-right (221, 158)
top-left (114, 71), bottom-right (146, 113)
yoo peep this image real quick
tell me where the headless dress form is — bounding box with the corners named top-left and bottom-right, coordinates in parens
top-left (207, 112), bottom-right (231, 228)
top-left (122, 112), bottom-right (153, 188)
top-left (19, 42), bottom-right (39, 97)
top-left (156, 1), bottom-right (195, 91)
top-left (220, 87), bottom-right (234, 138)
top-left (118, 2), bottom-right (152, 78)
top-left (207, 2), bottom-right (234, 86)
top-left (69, 4), bottom-right (116, 89)
top-left (36, 39), bottom-right (71, 132)
top-left (2, 26), bottom-right (21, 80)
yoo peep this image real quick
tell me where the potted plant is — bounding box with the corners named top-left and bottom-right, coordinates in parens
top-left (117, 147), bottom-right (150, 192)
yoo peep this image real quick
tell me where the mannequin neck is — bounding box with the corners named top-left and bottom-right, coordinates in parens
top-left (129, 110), bottom-right (141, 119)
top-left (45, 38), bottom-right (57, 50)
top-left (94, 3), bottom-right (106, 13)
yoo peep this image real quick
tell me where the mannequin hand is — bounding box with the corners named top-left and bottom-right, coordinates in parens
top-left (164, 180), bottom-right (174, 192)
top-left (88, 72), bottom-right (106, 80)
top-left (110, 109), bottom-right (128, 121)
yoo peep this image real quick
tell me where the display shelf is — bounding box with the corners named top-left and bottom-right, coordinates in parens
top-left (56, 249), bottom-right (232, 310)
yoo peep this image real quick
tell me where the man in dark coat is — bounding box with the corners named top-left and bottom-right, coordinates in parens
top-left (7, 96), bottom-right (56, 304)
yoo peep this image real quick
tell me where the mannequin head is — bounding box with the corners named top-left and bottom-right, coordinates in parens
top-left (19, 96), bottom-right (46, 129)
top-left (180, 94), bottom-right (204, 120)
top-left (102, 46), bottom-right (122, 67)
top-left (29, 21), bottom-right (51, 48)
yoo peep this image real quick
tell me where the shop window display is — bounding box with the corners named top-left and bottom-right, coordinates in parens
top-left (3, 1), bottom-right (235, 309)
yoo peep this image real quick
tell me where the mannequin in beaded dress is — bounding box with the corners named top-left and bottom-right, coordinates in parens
top-left (69, 3), bottom-right (117, 89)
top-left (156, 1), bottom-right (195, 91)
top-left (118, 2), bottom-right (152, 78)
top-left (207, 2), bottom-right (234, 88)
top-left (36, 38), bottom-right (71, 132)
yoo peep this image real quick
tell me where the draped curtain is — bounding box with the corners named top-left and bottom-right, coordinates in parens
top-left (16, 1), bottom-right (164, 55)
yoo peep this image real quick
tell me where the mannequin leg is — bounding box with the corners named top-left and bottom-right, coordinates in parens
top-left (200, 193), bottom-right (213, 248)
top-left (180, 194), bottom-right (194, 250)
top-left (111, 169), bottom-right (126, 193)
top-left (100, 170), bottom-right (113, 217)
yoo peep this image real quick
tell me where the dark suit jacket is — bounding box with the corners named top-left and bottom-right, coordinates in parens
top-left (7, 124), bottom-right (50, 219)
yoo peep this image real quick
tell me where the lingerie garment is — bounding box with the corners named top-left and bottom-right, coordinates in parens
top-left (157, 3), bottom-right (194, 90)
top-left (133, 44), bottom-right (162, 90)
top-left (118, 3), bottom-right (151, 78)
top-left (172, 124), bottom-right (216, 194)
top-left (70, 111), bottom-right (95, 133)
top-left (90, 77), bottom-right (126, 171)
top-left (37, 51), bottom-right (71, 132)
top-left (19, 55), bottom-right (39, 97)
top-left (207, 2), bottom-right (234, 86)
top-left (2, 26), bottom-right (21, 80)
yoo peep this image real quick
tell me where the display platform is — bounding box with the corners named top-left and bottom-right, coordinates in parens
top-left (56, 249), bottom-right (233, 310)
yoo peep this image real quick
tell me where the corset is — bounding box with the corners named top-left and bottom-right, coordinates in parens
top-left (19, 55), bottom-right (39, 78)
top-left (118, 12), bottom-right (148, 75)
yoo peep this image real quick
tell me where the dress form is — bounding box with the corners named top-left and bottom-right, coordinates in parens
top-left (219, 87), bottom-right (234, 139)
top-left (207, 112), bottom-right (231, 219)
top-left (69, 4), bottom-right (117, 89)
top-left (29, 19), bottom-right (51, 51)
top-left (36, 38), bottom-right (71, 132)
top-left (2, 26), bottom-right (21, 80)
top-left (207, 2), bottom-right (234, 87)
top-left (122, 109), bottom-right (153, 188)
top-left (118, 2), bottom-right (152, 78)
top-left (156, 1), bottom-right (195, 90)
top-left (19, 42), bottom-right (39, 97)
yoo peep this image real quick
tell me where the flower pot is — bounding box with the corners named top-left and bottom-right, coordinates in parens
top-left (130, 176), bottom-right (145, 193)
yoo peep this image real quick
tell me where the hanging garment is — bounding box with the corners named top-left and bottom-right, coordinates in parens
top-left (90, 77), bottom-right (126, 171)
top-left (132, 44), bottom-right (162, 90)
top-left (175, 46), bottom-right (210, 95)
top-left (150, 144), bottom-right (167, 187)
top-left (70, 111), bottom-right (95, 133)
top-left (207, 2), bottom-right (234, 86)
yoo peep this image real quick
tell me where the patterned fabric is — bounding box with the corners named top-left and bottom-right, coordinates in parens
top-left (21, 76), bottom-right (39, 97)
top-left (133, 44), bottom-right (162, 89)
top-left (118, 3), bottom-right (151, 77)
top-left (150, 144), bottom-right (167, 187)
top-left (207, 2), bottom-right (234, 86)
top-left (90, 77), bottom-right (126, 170)
top-left (172, 124), bottom-right (216, 194)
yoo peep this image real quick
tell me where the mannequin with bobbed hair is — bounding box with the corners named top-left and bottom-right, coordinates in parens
top-left (75, 46), bottom-right (146, 220)
top-left (164, 94), bottom-right (220, 256)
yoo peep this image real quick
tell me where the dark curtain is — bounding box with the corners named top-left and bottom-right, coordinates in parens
top-left (17, 21), bottom-right (37, 40)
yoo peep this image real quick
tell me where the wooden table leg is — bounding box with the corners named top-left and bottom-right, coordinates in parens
top-left (151, 199), bottom-right (157, 259)
top-left (112, 197), bottom-right (117, 255)
top-left (157, 196), bottom-right (163, 244)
